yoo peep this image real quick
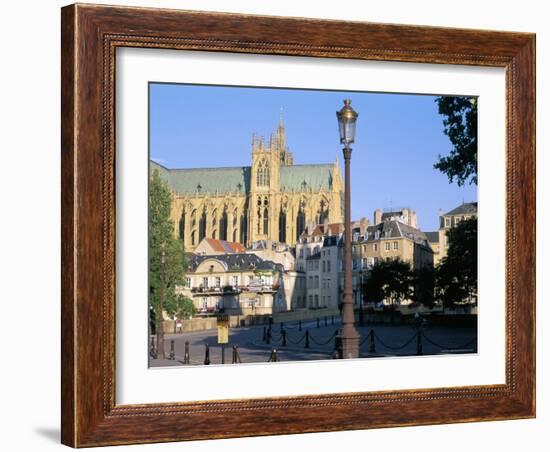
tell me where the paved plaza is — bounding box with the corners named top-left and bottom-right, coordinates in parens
top-left (149, 318), bottom-right (477, 367)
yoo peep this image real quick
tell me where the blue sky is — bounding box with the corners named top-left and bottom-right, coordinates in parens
top-left (149, 83), bottom-right (477, 232)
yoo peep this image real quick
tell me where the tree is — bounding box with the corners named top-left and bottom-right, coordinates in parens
top-left (434, 96), bottom-right (478, 186)
top-left (436, 217), bottom-right (478, 307)
top-left (149, 169), bottom-right (187, 325)
top-left (363, 258), bottom-right (413, 305)
top-left (411, 265), bottom-right (436, 308)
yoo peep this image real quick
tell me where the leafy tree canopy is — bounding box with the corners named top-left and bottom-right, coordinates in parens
top-left (435, 96), bottom-right (478, 186)
top-left (436, 217), bottom-right (478, 307)
top-left (149, 169), bottom-right (187, 321)
top-left (363, 258), bottom-right (413, 305)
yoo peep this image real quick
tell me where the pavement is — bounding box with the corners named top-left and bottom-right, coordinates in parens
top-left (149, 318), bottom-right (477, 367)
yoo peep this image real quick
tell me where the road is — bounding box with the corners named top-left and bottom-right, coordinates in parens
top-left (149, 318), bottom-right (477, 367)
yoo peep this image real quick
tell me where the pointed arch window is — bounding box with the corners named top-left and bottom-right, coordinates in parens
top-left (199, 208), bottom-right (207, 242)
top-left (263, 207), bottom-right (269, 235)
top-left (279, 210), bottom-right (286, 243)
top-left (178, 211), bottom-right (185, 240)
top-left (296, 206), bottom-right (306, 240)
top-left (240, 213), bottom-right (248, 244)
top-left (256, 159), bottom-right (270, 187)
top-left (220, 209), bottom-right (228, 241)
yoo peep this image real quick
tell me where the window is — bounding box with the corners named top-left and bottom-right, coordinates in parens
top-left (362, 258), bottom-right (368, 269)
top-left (445, 217), bottom-right (451, 227)
top-left (315, 276), bottom-right (319, 288)
top-left (215, 277), bottom-right (221, 287)
top-left (202, 277), bottom-right (209, 288)
top-left (385, 242), bottom-right (390, 252)
top-left (315, 295), bottom-right (319, 307)
top-left (327, 260), bottom-right (331, 272)
top-left (257, 159), bottom-right (270, 187)
top-left (309, 295), bottom-right (313, 306)
top-left (232, 276), bottom-right (239, 287)
top-left (202, 298), bottom-right (208, 308)
top-left (299, 248), bottom-right (304, 258)
top-left (373, 243), bottom-right (378, 252)
top-left (352, 259), bottom-right (358, 270)
top-left (322, 261), bottom-right (326, 273)
top-left (185, 277), bottom-right (191, 288)
top-left (393, 241), bottom-right (399, 250)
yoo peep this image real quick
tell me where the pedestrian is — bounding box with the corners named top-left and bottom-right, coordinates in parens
top-left (176, 318), bottom-right (183, 334)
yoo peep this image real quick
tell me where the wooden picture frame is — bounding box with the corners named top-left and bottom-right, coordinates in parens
top-left (61, 3), bottom-right (535, 447)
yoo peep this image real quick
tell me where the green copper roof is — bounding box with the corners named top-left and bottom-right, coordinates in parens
top-left (150, 161), bottom-right (336, 195)
top-left (151, 161), bottom-right (250, 195)
top-left (280, 164), bottom-right (334, 192)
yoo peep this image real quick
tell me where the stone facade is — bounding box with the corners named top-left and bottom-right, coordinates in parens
top-left (427, 202), bottom-right (478, 265)
top-left (151, 117), bottom-right (344, 252)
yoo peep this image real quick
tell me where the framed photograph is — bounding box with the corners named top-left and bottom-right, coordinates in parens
top-left (61, 3), bottom-right (535, 447)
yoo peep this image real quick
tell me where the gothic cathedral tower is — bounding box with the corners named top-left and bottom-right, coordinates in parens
top-left (249, 115), bottom-right (294, 244)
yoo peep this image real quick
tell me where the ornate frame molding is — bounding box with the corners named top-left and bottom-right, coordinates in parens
top-left (61, 4), bottom-right (535, 447)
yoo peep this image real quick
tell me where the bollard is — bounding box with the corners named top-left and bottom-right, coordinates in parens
top-left (263, 326), bottom-right (267, 342)
top-left (221, 343), bottom-right (225, 364)
top-left (232, 345), bottom-right (238, 364)
top-left (299, 320), bottom-right (302, 331)
top-left (269, 349), bottom-right (279, 362)
top-left (369, 330), bottom-right (376, 354)
top-left (325, 316), bottom-right (328, 327)
top-left (266, 327), bottom-right (272, 344)
top-left (305, 330), bottom-right (310, 349)
top-left (150, 337), bottom-right (156, 359)
top-left (280, 322), bottom-right (284, 333)
top-left (184, 341), bottom-right (190, 364)
top-left (169, 339), bottom-right (175, 360)
top-left (282, 330), bottom-right (287, 347)
top-left (417, 332), bottom-right (423, 356)
top-left (334, 334), bottom-right (343, 359)
top-left (317, 318), bottom-right (320, 328)
top-left (204, 344), bottom-right (211, 365)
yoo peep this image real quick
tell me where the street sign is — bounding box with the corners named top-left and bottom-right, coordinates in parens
top-left (217, 314), bottom-right (229, 344)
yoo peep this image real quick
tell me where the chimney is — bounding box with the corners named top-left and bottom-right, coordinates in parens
top-left (359, 217), bottom-right (369, 235)
top-left (374, 208), bottom-right (382, 225)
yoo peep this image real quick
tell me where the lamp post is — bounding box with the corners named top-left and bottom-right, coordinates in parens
top-left (156, 250), bottom-right (166, 360)
top-left (336, 99), bottom-right (360, 359)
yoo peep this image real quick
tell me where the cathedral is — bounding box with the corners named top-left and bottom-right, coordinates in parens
top-left (151, 117), bottom-right (344, 252)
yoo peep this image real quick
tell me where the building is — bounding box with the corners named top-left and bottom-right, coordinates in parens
top-left (373, 207), bottom-right (418, 229)
top-left (151, 117), bottom-right (344, 252)
top-left (427, 202), bottom-right (478, 265)
top-left (193, 237), bottom-right (246, 255)
top-left (180, 253), bottom-right (297, 317)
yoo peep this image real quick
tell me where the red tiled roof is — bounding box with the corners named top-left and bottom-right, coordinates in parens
top-left (204, 238), bottom-right (246, 253)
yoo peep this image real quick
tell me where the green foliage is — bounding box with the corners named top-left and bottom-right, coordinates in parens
top-left (149, 169), bottom-right (187, 322)
top-left (411, 265), bottom-right (436, 308)
top-left (434, 96), bottom-right (478, 186)
top-left (436, 217), bottom-right (478, 307)
top-left (363, 258), bottom-right (413, 305)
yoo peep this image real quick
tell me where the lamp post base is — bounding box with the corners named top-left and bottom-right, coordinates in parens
top-left (337, 326), bottom-right (360, 359)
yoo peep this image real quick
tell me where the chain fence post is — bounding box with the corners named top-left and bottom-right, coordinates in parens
top-left (369, 330), bottom-right (376, 354)
top-left (266, 326), bottom-right (271, 344)
top-left (305, 330), bottom-right (310, 348)
top-left (263, 326), bottom-right (267, 342)
top-left (169, 339), bottom-right (175, 360)
top-left (416, 331), bottom-right (423, 356)
top-left (204, 343), bottom-right (211, 365)
top-left (299, 320), bottom-right (302, 331)
top-left (184, 340), bottom-right (190, 364)
top-left (282, 330), bottom-right (287, 347)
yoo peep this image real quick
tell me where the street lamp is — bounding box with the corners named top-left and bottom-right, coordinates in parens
top-left (156, 250), bottom-right (166, 360)
top-left (336, 99), bottom-right (360, 359)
